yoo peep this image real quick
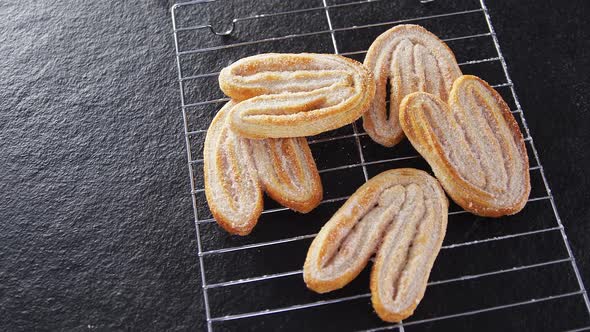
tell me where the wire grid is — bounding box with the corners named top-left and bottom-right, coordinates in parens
top-left (171, 0), bottom-right (590, 330)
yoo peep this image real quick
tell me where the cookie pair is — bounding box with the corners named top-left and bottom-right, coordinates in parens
top-left (205, 54), bottom-right (376, 235)
top-left (363, 24), bottom-right (530, 217)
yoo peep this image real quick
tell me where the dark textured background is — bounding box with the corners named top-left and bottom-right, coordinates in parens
top-left (0, 0), bottom-right (588, 331)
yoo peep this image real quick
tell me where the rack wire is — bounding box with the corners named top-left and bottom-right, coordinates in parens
top-left (171, 0), bottom-right (590, 330)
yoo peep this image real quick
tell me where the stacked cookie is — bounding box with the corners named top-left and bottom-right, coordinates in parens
top-left (203, 24), bottom-right (530, 322)
top-left (205, 53), bottom-right (375, 235)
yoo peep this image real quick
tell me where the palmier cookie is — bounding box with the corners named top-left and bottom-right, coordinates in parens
top-left (363, 24), bottom-right (461, 147)
top-left (399, 75), bottom-right (530, 217)
top-left (218, 53), bottom-right (376, 139)
top-left (304, 169), bottom-right (447, 322)
top-left (204, 101), bottom-right (322, 235)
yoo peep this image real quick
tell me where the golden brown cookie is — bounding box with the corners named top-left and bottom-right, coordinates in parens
top-left (204, 102), bottom-right (322, 235)
top-left (363, 24), bottom-right (462, 147)
top-left (218, 53), bottom-right (376, 138)
top-left (303, 169), bottom-right (447, 322)
top-left (399, 75), bottom-right (530, 217)
top-left (249, 137), bottom-right (323, 214)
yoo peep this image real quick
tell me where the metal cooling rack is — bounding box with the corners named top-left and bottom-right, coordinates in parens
top-left (171, 0), bottom-right (590, 330)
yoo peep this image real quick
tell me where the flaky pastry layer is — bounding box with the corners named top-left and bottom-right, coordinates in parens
top-left (399, 75), bottom-right (530, 217)
top-left (219, 53), bottom-right (376, 138)
top-left (303, 168), bottom-right (447, 322)
top-left (204, 102), bottom-right (322, 235)
top-left (363, 24), bottom-right (462, 147)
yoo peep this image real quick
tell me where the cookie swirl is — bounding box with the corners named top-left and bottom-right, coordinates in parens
top-left (363, 24), bottom-right (461, 147)
top-left (219, 53), bottom-right (376, 138)
top-left (399, 75), bottom-right (530, 216)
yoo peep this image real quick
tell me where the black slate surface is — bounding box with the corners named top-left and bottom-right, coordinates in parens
top-left (0, 0), bottom-right (588, 331)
